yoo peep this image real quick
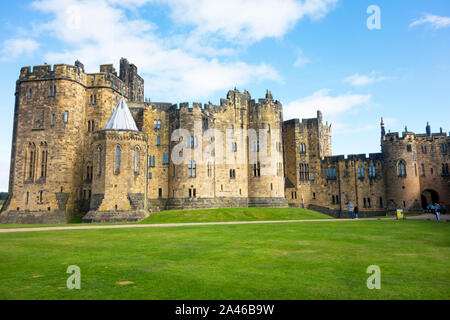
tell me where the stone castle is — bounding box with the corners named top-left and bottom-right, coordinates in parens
top-left (0, 59), bottom-right (448, 224)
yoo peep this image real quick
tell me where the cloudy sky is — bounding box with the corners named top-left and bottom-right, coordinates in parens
top-left (0, 0), bottom-right (449, 191)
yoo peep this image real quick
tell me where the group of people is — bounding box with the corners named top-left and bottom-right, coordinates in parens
top-left (347, 204), bottom-right (359, 219)
top-left (428, 203), bottom-right (447, 221)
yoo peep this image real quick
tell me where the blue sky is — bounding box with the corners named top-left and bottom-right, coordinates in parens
top-left (0, 0), bottom-right (449, 192)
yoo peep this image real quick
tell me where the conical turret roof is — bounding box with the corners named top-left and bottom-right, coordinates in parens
top-left (104, 97), bottom-right (138, 131)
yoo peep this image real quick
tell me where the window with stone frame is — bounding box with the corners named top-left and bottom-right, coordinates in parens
top-left (397, 160), bottom-right (407, 177)
top-left (115, 146), bottom-right (121, 174)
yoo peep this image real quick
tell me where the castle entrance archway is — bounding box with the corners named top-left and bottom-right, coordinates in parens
top-left (421, 189), bottom-right (440, 209)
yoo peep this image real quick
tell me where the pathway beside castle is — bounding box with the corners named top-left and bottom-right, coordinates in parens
top-left (0, 214), bottom-right (447, 233)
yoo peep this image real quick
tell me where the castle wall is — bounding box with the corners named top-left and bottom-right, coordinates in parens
top-left (2, 59), bottom-right (448, 224)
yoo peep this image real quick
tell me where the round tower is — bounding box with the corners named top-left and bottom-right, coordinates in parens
top-left (83, 98), bottom-right (148, 223)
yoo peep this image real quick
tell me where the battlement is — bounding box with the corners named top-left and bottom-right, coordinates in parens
top-left (283, 111), bottom-right (331, 131)
top-left (18, 59), bottom-right (144, 102)
top-left (323, 153), bottom-right (383, 164)
top-left (384, 131), bottom-right (448, 143)
top-left (20, 63), bottom-right (87, 83)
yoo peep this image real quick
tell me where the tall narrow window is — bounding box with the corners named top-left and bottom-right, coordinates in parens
top-left (358, 166), bottom-right (365, 178)
top-left (115, 146), bottom-right (121, 174)
top-left (63, 111), bottom-right (68, 123)
top-left (134, 148), bottom-right (139, 174)
top-left (29, 149), bottom-right (35, 179)
top-left (157, 136), bottom-right (160, 146)
top-left (41, 150), bottom-right (48, 178)
top-left (193, 161), bottom-right (196, 177)
top-left (189, 161), bottom-right (192, 177)
top-left (369, 165), bottom-right (376, 178)
top-left (397, 161), bottom-right (407, 177)
top-left (29, 89), bottom-right (32, 99)
top-left (98, 146), bottom-right (103, 176)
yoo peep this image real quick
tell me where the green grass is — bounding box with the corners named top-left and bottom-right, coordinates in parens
top-left (0, 200), bottom-right (4, 208)
top-left (0, 220), bottom-right (448, 300)
top-left (0, 207), bottom-right (331, 229)
top-left (140, 207), bottom-right (332, 224)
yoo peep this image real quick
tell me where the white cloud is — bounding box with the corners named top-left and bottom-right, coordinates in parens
top-left (30, 0), bottom-right (283, 101)
top-left (344, 71), bottom-right (387, 87)
top-left (158, 0), bottom-right (338, 43)
top-left (410, 14), bottom-right (450, 29)
top-left (25, 0), bottom-right (338, 100)
top-left (293, 50), bottom-right (310, 68)
top-left (0, 38), bottom-right (40, 62)
top-left (283, 89), bottom-right (371, 120)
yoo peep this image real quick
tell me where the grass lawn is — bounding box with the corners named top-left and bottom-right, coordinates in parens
top-left (0, 207), bottom-right (331, 229)
top-left (140, 207), bottom-right (332, 224)
top-left (0, 219), bottom-right (448, 300)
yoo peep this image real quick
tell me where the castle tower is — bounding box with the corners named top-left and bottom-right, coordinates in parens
top-left (83, 98), bottom-right (148, 223)
top-left (381, 130), bottom-right (422, 213)
top-left (1, 64), bottom-right (90, 223)
top-left (247, 92), bottom-right (287, 207)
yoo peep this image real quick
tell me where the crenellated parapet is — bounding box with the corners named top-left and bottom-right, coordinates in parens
top-left (19, 59), bottom-right (144, 102)
top-left (322, 153), bottom-right (383, 165)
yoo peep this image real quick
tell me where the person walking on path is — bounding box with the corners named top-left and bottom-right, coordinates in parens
top-left (348, 204), bottom-right (354, 219)
top-left (435, 203), bottom-right (441, 221)
top-left (354, 206), bottom-right (359, 219)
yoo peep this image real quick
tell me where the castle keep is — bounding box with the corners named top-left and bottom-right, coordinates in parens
top-left (1, 59), bottom-right (449, 224)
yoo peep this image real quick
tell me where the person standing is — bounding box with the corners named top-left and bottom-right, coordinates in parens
top-left (348, 203), bottom-right (354, 219)
top-left (354, 206), bottom-right (359, 219)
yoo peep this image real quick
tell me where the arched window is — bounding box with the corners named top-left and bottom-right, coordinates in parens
top-left (397, 160), bottom-right (407, 177)
top-left (115, 146), bottom-right (121, 174)
top-left (134, 147), bottom-right (139, 174)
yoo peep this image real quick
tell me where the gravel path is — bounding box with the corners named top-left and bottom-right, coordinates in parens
top-left (0, 218), bottom-right (379, 233)
top-left (1, 215), bottom-right (446, 234)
